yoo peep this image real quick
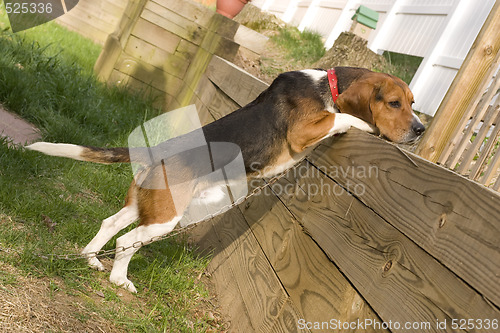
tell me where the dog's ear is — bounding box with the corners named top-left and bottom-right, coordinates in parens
top-left (336, 80), bottom-right (378, 125)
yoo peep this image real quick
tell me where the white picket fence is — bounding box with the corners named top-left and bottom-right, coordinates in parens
top-left (251, 0), bottom-right (495, 116)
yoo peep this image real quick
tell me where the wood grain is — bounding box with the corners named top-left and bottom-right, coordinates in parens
top-left (240, 182), bottom-right (387, 332)
top-left (57, 13), bottom-right (110, 44)
top-left (107, 69), bottom-right (170, 107)
top-left (205, 85), bottom-right (241, 120)
top-left (113, 54), bottom-right (183, 96)
top-left (269, 299), bottom-right (310, 333)
top-left (56, 0), bottom-right (128, 44)
top-left (131, 18), bottom-right (181, 54)
top-left (309, 129), bottom-right (500, 308)
top-left (234, 25), bottom-right (269, 55)
top-left (281, 166), bottom-right (500, 331)
top-left (201, 208), bottom-right (293, 332)
top-left (151, 0), bottom-right (214, 29)
top-left (141, 4), bottom-right (205, 46)
top-left (124, 36), bottom-right (189, 78)
top-left (205, 56), bottom-right (268, 107)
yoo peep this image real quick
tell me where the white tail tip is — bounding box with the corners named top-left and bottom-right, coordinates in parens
top-left (26, 142), bottom-right (85, 160)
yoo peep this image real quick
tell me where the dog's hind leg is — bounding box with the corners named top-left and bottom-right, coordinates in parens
top-left (82, 182), bottom-right (139, 271)
top-left (109, 216), bottom-right (182, 293)
top-left (81, 203), bottom-right (139, 271)
top-left (108, 165), bottom-right (193, 292)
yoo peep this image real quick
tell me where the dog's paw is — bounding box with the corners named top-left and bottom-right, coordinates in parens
top-left (87, 257), bottom-right (106, 271)
top-left (82, 248), bottom-right (106, 271)
top-left (109, 276), bottom-right (137, 293)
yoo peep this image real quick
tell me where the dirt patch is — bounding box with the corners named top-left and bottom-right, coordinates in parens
top-left (0, 262), bottom-right (121, 333)
top-left (233, 40), bottom-right (298, 84)
top-left (233, 4), bottom-right (294, 84)
top-left (314, 32), bottom-right (387, 70)
top-left (190, 271), bottom-right (228, 332)
top-left (234, 4), bottom-right (285, 36)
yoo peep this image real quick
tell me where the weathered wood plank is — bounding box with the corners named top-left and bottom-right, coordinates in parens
top-left (283, 164), bottom-right (500, 331)
top-left (151, 0), bottom-right (215, 29)
top-left (131, 18), bottom-right (181, 54)
top-left (57, 14), bottom-right (110, 44)
top-left (241, 182), bottom-right (387, 333)
top-left (107, 69), bottom-right (175, 110)
top-left (269, 299), bottom-right (310, 333)
top-left (206, 85), bottom-right (241, 120)
top-left (141, 4), bottom-right (205, 45)
top-left (175, 39), bottom-right (199, 60)
top-left (56, 0), bottom-right (130, 44)
top-left (205, 56), bottom-right (268, 107)
top-left (113, 54), bottom-right (184, 96)
top-left (124, 36), bottom-right (189, 78)
top-left (58, 9), bottom-right (116, 33)
top-left (190, 94), bottom-right (217, 127)
top-left (309, 129), bottom-right (500, 308)
top-left (191, 72), bottom-right (241, 121)
top-left (107, 69), bottom-right (161, 94)
top-left (234, 24), bottom-right (269, 55)
top-left (75, 0), bottom-right (127, 11)
top-left (188, 215), bottom-right (256, 332)
top-left (67, 0), bottom-right (126, 21)
top-left (200, 208), bottom-right (293, 332)
top-left (469, 107), bottom-right (500, 180)
top-left (193, 75), bottom-right (220, 111)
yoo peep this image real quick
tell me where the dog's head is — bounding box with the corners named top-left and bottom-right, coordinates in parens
top-left (336, 72), bottom-right (425, 143)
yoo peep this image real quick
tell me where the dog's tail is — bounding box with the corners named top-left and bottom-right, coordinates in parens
top-left (26, 142), bottom-right (131, 164)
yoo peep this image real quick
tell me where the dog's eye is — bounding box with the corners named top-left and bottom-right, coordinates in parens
top-left (389, 101), bottom-right (401, 108)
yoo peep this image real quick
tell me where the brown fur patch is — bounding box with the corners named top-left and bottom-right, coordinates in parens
top-left (287, 97), bottom-right (337, 153)
top-left (81, 147), bottom-right (130, 164)
top-left (134, 163), bottom-right (196, 226)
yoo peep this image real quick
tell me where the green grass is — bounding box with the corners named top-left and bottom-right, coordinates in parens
top-left (256, 26), bottom-right (326, 78)
top-left (272, 27), bottom-right (326, 65)
top-left (383, 51), bottom-right (423, 85)
top-left (0, 23), bottom-right (219, 332)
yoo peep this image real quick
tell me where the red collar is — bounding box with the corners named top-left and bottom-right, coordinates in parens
top-left (327, 68), bottom-right (339, 103)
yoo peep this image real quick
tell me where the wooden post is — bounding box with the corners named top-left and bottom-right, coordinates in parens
top-left (415, 1), bottom-right (500, 162)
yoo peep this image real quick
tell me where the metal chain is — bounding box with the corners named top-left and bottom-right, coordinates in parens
top-left (8, 159), bottom-right (304, 262)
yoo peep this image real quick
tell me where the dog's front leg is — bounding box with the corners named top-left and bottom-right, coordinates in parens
top-left (326, 113), bottom-right (376, 137)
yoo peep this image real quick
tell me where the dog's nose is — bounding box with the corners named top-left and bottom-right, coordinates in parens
top-left (412, 120), bottom-right (425, 136)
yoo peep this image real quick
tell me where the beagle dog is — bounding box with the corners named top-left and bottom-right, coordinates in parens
top-left (27, 67), bottom-right (425, 292)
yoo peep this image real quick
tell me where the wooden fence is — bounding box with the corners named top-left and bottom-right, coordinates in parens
top-left (416, 2), bottom-right (500, 191)
top-left (93, 0), bottom-right (267, 119)
top-left (56, 0), bottom-right (128, 44)
top-left (189, 128), bottom-right (500, 332)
